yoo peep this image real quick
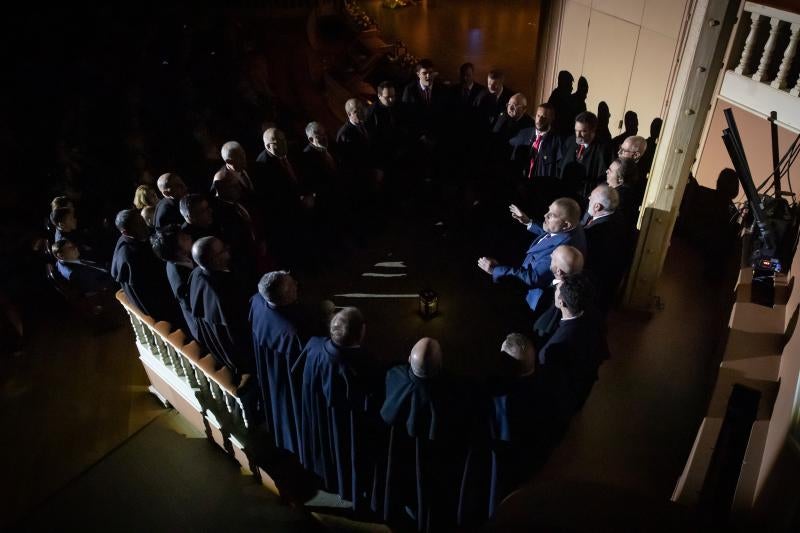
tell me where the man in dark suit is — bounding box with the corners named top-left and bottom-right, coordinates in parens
top-left (402, 59), bottom-right (447, 141)
top-left (249, 270), bottom-right (308, 454)
top-left (559, 111), bottom-right (612, 198)
top-left (151, 229), bottom-right (197, 340)
top-left (538, 273), bottom-right (608, 414)
top-left (532, 245), bottom-right (585, 347)
top-left (188, 236), bottom-right (254, 380)
top-left (605, 157), bottom-right (643, 236)
top-left (583, 184), bottom-right (628, 311)
top-left (475, 69), bottom-right (513, 130)
top-left (52, 239), bottom-right (115, 295)
top-left (365, 81), bottom-right (404, 166)
top-left (111, 209), bottom-right (179, 323)
top-left (478, 198), bottom-right (587, 313)
top-left (336, 98), bottom-right (372, 168)
top-left (452, 62), bottom-right (485, 109)
top-left (491, 93), bottom-right (535, 156)
top-left (153, 173), bottom-right (188, 231)
top-left (509, 102), bottom-right (561, 179)
top-left (301, 121), bottom-right (339, 206)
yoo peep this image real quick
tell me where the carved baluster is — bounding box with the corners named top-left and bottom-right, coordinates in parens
top-left (772, 23), bottom-right (800, 90)
top-left (752, 17), bottom-right (781, 83)
top-left (791, 74), bottom-right (800, 97)
top-left (735, 12), bottom-right (761, 75)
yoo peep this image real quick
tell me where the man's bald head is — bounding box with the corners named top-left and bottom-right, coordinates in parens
top-left (156, 173), bottom-right (187, 200)
top-left (345, 98), bottom-right (366, 124)
top-left (506, 93), bottom-right (528, 120)
top-left (408, 337), bottom-right (443, 379)
top-left (501, 333), bottom-right (536, 376)
top-left (330, 307), bottom-right (366, 347)
top-left (550, 244), bottom-right (584, 281)
top-left (263, 127), bottom-right (288, 158)
top-left (115, 208), bottom-right (150, 242)
top-left (221, 141), bottom-right (247, 172)
top-left (212, 168), bottom-right (242, 202)
top-left (192, 236), bottom-right (230, 272)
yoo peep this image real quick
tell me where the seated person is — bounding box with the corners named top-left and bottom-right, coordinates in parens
top-left (478, 198), bottom-right (587, 314)
top-left (51, 239), bottom-right (115, 295)
top-left (51, 206), bottom-right (97, 259)
top-left (605, 157), bottom-right (642, 236)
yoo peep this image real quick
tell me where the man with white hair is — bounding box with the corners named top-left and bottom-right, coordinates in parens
top-left (220, 140), bottom-right (253, 190)
top-left (250, 270), bottom-right (308, 454)
top-left (153, 172), bottom-right (187, 231)
top-left (302, 121), bottom-right (339, 190)
top-left (617, 135), bottom-right (647, 163)
top-left (492, 93), bottom-right (534, 145)
top-left (583, 184), bottom-right (627, 310)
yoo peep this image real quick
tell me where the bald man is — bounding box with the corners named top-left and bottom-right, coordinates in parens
top-left (378, 337), bottom-right (469, 530)
top-left (299, 307), bottom-right (383, 511)
top-left (336, 98), bottom-right (375, 174)
top-left (187, 236), bottom-right (254, 380)
top-left (492, 93), bottom-right (534, 149)
top-left (153, 173), bottom-right (187, 231)
top-left (220, 140), bottom-right (254, 190)
top-left (478, 198), bottom-right (587, 313)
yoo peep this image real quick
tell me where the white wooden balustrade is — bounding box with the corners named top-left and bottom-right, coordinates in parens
top-left (720, 2), bottom-right (800, 132)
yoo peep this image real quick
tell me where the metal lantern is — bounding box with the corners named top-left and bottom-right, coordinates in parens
top-left (419, 289), bottom-right (439, 318)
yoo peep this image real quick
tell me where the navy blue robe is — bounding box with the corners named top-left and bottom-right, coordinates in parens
top-left (299, 337), bottom-right (383, 509)
top-left (166, 261), bottom-right (197, 340)
top-left (378, 365), bottom-right (470, 532)
top-left (110, 235), bottom-right (179, 323)
top-left (249, 296), bottom-right (307, 454)
top-left (188, 267), bottom-right (254, 379)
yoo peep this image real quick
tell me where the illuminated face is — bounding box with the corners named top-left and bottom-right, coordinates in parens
top-left (543, 203), bottom-right (570, 234)
top-left (506, 96), bottom-right (526, 119)
top-left (225, 149), bottom-right (247, 173)
top-left (606, 161), bottom-right (622, 188)
top-left (378, 87), bottom-right (396, 107)
top-left (618, 139), bottom-right (640, 161)
top-left (263, 129), bottom-right (288, 158)
top-left (549, 249), bottom-right (566, 279)
top-left (588, 187), bottom-right (604, 216)
top-left (417, 68), bottom-right (432, 88)
top-left (575, 120), bottom-right (595, 146)
top-left (487, 76), bottom-right (503, 95)
top-left (347, 101), bottom-right (366, 124)
top-left (535, 106), bottom-right (554, 131)
top-left (308, 127), bottom-right (328, 149)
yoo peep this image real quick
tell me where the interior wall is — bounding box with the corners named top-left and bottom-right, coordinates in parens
top-left (693, 100), bottom-right (799, 203)
top-left (550, 0), bottom-right (689, 136)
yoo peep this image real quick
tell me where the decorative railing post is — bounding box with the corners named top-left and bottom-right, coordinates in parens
top-left (752, 17), bottom-right (781, 82)
top-left (772, 23), bottom-right (800, 90)
top-left (735, 12), bottom-right (761, 75)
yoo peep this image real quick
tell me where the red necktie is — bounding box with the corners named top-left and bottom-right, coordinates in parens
top-left (576, 144), bottom-right (586, 161)
top-left (528, 133), bottom-right (543, 179)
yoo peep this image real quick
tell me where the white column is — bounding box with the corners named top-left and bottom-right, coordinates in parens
top-left (735, 12), bottom-right (761, 75)
top-left (772, 23), bottom-right (799, 90)
top-left (752, 17), bottom-right (781, 82)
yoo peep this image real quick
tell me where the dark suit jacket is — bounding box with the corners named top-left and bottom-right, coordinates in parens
top-left (166, 261), bottom-right (197, 340)
top-left (401, 81), bottom-right (447, 137)
top-left (509, 128), bottom-right (562, 179)
top-left (538, 310), bottom-right (608, 414)
top-left (452, 81), bottom-right (486, 108)
top-left (492, 114), bottom-right (535, 151)
top-left (153, 197), bottom-right (183, 231)
top-left (492, 225), bottom-right (587, 311)
top-left (475, 87), bottom-right (513, 129)
top-left (584, 211), bottom-right (628, 310)
top-left (559, 138), bottom-right (612, 197)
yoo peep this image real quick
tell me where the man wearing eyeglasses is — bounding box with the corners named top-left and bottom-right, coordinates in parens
top-left (617, 135), bottom-right (648, 163)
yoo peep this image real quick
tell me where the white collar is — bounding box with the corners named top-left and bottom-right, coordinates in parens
top-left (561, 311), bottom-right (584, 322)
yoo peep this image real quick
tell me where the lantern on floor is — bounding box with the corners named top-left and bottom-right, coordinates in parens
top-left (419, 289), bottom-right (439, 318)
